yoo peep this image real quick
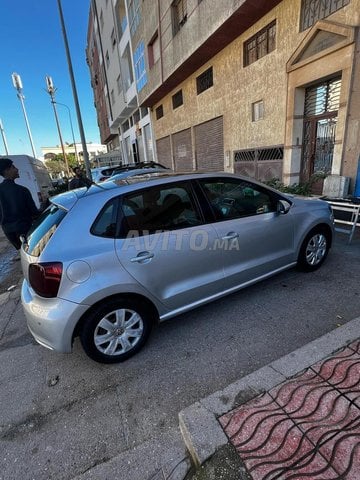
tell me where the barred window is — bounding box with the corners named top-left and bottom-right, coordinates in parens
top-left (156, 105), bottom-right (164, 120)
top-left (172, 0), bottom-right (187, 36)
top-left (172, 90), bottom-right (183, 109)
top-left (244, 21), bottom-right (276, 67)
top-left (300, 0), bottom-right (350, 31)
top-left (196, 67), bottom-right (213, 95)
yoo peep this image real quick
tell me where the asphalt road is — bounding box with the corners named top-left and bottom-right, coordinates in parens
top-left (0, 232), bottom-right (359, 479)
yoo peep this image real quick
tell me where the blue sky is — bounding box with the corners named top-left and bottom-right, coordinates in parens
top-left (0, 0), bottom-right (101, 157)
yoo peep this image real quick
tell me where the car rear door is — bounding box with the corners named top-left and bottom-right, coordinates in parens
top-left (197, 177), bottom-right (295, 290)
top-left (115, 181), bottom-right (225, 310)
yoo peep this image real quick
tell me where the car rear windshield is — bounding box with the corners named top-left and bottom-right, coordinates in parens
top-left (24, 204), bottom-right (67, 257)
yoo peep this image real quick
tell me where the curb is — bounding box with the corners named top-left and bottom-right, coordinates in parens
top-left (178, 315), bottom-right (360, 467)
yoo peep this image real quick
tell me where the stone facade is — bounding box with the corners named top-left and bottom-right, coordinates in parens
top-left (137, 0), bottom-right (360, 193)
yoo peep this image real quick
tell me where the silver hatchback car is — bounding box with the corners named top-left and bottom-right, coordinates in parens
top-left (21, 172), bottom-right (334, 363)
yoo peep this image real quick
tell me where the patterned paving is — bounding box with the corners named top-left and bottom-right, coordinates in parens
top-left (219, 341), bottom-right (360, 479)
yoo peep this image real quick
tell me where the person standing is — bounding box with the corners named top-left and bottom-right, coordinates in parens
top-left (68, 166), bottom-right (92, 190)
top-left (0, 158), bottom-right (39, 250)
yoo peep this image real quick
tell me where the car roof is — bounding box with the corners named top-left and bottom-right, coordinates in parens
top-left (50, 171), bottom-right (281, 211)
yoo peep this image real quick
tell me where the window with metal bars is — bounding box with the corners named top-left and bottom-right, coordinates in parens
top-left (244, 21), bottom-right (276, 67)
top-left (234, 147), bottom-right (284, 162)
top-left (172, 90), bottom-right (183, 109)
top-left (300, 0), bottom-right (350, 31)
top-left (196, 67), bottom-right (213, 95)
top-left (172, 0), bottom-right (187, 36)
top-left (304, 77), bottom-right (341, 116)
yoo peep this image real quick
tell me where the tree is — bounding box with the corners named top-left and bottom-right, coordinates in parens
top-left (45, 153), bottom-right (79, 177)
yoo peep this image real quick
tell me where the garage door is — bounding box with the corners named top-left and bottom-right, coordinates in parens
top-left (194, 116), bottom-right (224, 171)
top-left (172, 128), bottom-right (193, 172)
top-left (234, 146), bottom-right (284, 181)
top-left (156, 136), bottom-right (172, 169)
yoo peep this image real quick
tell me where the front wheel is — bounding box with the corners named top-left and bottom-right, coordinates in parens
top-left (80, 297), bottom-right (153, 363)
top-left (297, 228), bottom-right (330, 272)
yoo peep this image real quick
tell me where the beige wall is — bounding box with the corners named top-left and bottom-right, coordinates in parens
top-left (148, 0), bottom-right (360, 188)
top-left (152, 0), bottom-right (305, 161)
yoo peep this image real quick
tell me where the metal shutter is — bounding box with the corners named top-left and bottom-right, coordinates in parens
top-left (172, 128), bottom-right (193, 172)
top-left (195, 116), bottom-right (224, 171)
top-left (156, 136), bottom-right (172, 169)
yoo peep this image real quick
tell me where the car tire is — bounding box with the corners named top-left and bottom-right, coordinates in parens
top-left (80, 297), bottom-right (153, 363)
top-left (297, 227), bottom-right (330, 272)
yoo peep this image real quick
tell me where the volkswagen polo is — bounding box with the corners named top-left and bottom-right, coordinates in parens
top-left (21, 172), bottom-right (334, 363)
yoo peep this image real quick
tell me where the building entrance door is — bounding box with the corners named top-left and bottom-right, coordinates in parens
top-left (301, 77), bottom-right (341, 193)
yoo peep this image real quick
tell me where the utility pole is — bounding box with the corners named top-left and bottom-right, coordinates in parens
top-left (56, 0), bottom-right (92, 180)
top-left (11, 73), bottom-right (37, 158)
top-left (0, 119), bottom-right (10, 155)
top-left (45, 76), bottom-right (70, 177)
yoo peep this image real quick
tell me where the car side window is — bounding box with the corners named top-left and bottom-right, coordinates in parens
top-left (120, 183), bottom-right (202, 237)
top-left (91, 198), bottom-right (119, 238)
top-left (199, 179), bottom-right (276, 221)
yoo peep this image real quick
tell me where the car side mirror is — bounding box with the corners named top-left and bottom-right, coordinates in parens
top-left (277, 199), bottom-right (291, 214)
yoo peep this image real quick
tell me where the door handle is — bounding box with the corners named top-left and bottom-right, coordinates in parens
top-left (130, 252), bottom-right (154, 263)
top-left (222, 232), bottom-right (239, 240)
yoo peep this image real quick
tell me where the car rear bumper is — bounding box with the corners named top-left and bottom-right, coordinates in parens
top-left (21, 279), bottom-right (88, 353)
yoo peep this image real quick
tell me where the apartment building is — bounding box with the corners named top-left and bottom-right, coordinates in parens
top-left (88, 0), bottom-right (360, 194)
top-left (86, 0), bottom-right (155, 165)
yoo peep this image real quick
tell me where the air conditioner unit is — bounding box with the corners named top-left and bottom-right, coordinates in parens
top-left (323, 175), bottom-right (350, 198)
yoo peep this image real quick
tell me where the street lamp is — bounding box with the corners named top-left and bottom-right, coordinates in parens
top-left (0, 118), bottom-right (10, 155)
top-left (45, 76), bottom-right (70, 177)
top-left (54, 101), bottom-right (80, 164)
top-left (11, 72), bottom-right (37, 157)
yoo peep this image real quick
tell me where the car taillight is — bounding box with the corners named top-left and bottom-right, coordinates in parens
top-left (29, 262), bottom-right (63, 298)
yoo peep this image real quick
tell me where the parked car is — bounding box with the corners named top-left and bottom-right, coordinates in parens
top-left (104, 167), bottom-right (169, 182)
top-left (91, 166), bottom-right (120, 182)
top-left (109, 161), bottom-right (169, 177)
top-left (20, 172), bottom-right (334, 363)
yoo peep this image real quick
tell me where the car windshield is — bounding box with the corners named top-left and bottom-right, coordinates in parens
top-left (24, 204), bottom-right (67, 257)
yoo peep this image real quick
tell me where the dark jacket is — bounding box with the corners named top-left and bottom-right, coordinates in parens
top-left (68, 176), bottom-right (92, 190)
top-left (0, 179), bottom-right (39, 233)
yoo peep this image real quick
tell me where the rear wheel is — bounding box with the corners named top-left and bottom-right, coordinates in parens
top-left (297, 228), bottom-right (330, 272)
top-left (80, 297), bottom-right (153, 363)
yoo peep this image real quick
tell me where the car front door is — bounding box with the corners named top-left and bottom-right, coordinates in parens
top-left (115, 181), bottom-right (225, 310)
top-left (197, 177), bottom-right (295, 290)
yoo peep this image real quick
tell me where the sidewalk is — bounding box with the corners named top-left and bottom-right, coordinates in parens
top-left (180, 316), bottom-right (360, 479)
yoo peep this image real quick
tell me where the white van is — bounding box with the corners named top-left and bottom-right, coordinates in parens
top-left (0, 155), bottom-right (53, 209)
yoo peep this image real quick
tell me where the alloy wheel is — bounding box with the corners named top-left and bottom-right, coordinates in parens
top-left (305, 233), bottom-right (327, 266)
top-left (94, 308), bottom-right (144, 356)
